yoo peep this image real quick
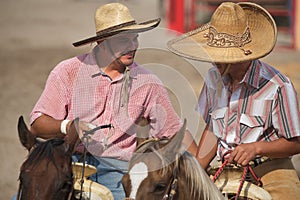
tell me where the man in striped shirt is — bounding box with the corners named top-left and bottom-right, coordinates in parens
top-left (168, 2), bottom-right (300, 199)
top-left (29, 3), bottom-right (198, 199)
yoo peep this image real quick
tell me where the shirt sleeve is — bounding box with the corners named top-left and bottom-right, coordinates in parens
top-left (272, 80), bottom-right (300, 139)
top-left (196, 84), bottom-right (211, 125)
top-left (145, 82), bottom-right (182, 139)
top-left (30, 69), bottom-right (69, 124)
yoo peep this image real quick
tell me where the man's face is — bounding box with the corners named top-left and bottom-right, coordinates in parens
top-left (107, 33), bottom-right (139, 66)
top-left (213, 61), bottom-right (252, 77)
top-left (214, 63), bottom-right (232, 76)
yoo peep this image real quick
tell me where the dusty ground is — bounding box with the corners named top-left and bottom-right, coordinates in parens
top-left (1, 0), bottom-right (300, 199)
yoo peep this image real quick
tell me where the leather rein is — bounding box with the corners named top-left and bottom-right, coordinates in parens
top-left (77, 123), bottom-right (113, 199)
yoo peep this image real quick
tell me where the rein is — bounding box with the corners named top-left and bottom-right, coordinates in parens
top-left (77, 123), bottom-right (113, 199)
top-left (212, 151), bottom-right (263, 200)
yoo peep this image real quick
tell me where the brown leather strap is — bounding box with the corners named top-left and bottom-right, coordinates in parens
top-left (253, 158), bottom-right (294, 178)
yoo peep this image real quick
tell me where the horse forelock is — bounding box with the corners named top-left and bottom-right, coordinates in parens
top-left (22, 138), bottom-right (68, 171)
top-left (131, 139), bottom-right (171, 175)
top-left (128, 142), bottom-right (172, 199)
top-left (19, 138), bottom-right (74, 199)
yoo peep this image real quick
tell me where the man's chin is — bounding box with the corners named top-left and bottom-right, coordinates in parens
top-left (120, 58), bottom-right (134, 66)
top-left (124, 61), bottom-right (134, 66)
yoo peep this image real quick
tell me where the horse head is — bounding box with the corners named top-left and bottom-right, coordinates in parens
top-left (122, 119), bottom-right (225, 200)
top-left (17, 116), bottom-right (80, 200)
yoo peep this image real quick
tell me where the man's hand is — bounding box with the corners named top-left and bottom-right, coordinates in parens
top-left (73, 120), bottom-right (97, 139)
top-left (227, 143), bottom-right (258, 166)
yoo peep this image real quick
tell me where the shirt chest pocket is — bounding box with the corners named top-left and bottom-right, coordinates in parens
top-left (239, 114), bottom-right (265, 141)
top-left (211, 107), bottom-right (227, 138)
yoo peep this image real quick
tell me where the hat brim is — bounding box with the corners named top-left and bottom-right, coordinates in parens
top-left (167, 2), bottom-right (277, 63)
top-left (73, 18), bottom-right (160, 47)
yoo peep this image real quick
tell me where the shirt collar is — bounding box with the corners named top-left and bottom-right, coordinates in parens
top-left (87, 50), bottom-right (138, 80)
top-left (222, 60), bottom-right (261, 89)
top-left (242, 60), bottom-right (261, 89)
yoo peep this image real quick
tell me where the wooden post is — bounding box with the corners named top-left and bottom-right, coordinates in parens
top-left (295, 0), bottom-right (300, 50)
top-left (167, 0), bottom-right (185, 33)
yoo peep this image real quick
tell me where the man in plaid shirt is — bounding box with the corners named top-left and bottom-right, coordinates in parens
top-left (168, 2), bottom-right (300, 199)
top-left (29, 3), bottom-right (198, 199)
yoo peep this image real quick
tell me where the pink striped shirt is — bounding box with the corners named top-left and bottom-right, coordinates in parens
top-left (30, 50), bottom-right (181, 161)
top-left (197, 60), bottom-right (300, 159)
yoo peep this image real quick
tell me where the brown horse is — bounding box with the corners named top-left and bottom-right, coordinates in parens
top-left (122, 119), bottom-right (226, 200)
top-left (17, 116), bottom-right (80, 200)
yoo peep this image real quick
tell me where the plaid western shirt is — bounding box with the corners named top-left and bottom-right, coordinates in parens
top-left (197, 60), bottom-right (300, 159)
top-left (30, 50), bottom-right (181, 161)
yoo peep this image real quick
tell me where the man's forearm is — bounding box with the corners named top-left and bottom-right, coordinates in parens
top-left (30, 114), bottom-right (66, 139)
top-left (255, 137), bottom-right (300, 158)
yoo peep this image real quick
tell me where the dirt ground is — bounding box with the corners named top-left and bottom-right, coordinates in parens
top-left (1, 0), bottom-right (300, 199)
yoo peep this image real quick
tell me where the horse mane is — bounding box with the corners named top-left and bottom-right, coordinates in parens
top-left (180, 151), bottom-right (225, 200)
top-left (22, 138), bottom-right (68, 170)
top-left (132, 138), bottom-right (225, 200)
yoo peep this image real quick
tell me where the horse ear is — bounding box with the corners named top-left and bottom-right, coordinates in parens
top-left (18, 116), bottom-right (36, 151)
top-left (136, 117), bottom-right (150, 148)
top-left (65, 118), bottom-right (80, 153)
top-left (160, 119), bottom-right (187, 161)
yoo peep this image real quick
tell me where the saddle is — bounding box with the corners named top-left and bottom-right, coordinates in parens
top-left (72, 162), bottom-right (114, 200)
top-left (209, 163), bottom-right (272, 200)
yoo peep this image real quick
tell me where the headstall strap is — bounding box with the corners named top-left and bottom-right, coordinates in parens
top-left (162, 155), bottom-right (180, 200)
top-left (204, 26), bottom-right (252, 55)
top-left (136, 137), bottom-right (160, 150)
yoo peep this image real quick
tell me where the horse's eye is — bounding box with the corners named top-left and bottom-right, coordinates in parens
top-left (153, 183), bottom-right (167, 194)
top-left (61, 180), bottom-right (73, 192)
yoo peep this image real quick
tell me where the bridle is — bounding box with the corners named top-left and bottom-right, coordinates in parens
top-left (124, 138), bottom-right (181, 200)
top-left (162, 154), bottom-right (180, 200)
top-left (17, 123), bottom-right (113, 200)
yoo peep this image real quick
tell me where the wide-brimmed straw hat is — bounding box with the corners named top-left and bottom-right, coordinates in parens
top-left (167, 2), bottom-right (277, 63)
top-left (73, 3), bottom-right (160, 47)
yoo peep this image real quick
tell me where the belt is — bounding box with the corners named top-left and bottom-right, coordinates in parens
top-left (249, 156), bottom-right (270, 167)
top-left (253, 157), bottom-right (294, 178)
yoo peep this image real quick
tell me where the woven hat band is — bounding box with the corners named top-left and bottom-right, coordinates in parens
top-left (73, 3), bottom-right (160, 47)
top-left (204, 26), bottom-right (251, 48)
top-left (167, 2), bottom-right (277, 63)
top-left (96, 21), bottom-right (136, 36)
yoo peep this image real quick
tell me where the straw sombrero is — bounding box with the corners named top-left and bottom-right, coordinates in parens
top-left (73, 3), bottom-right (160, 47)
top-left (167, 2), bottom-right (277, 63)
